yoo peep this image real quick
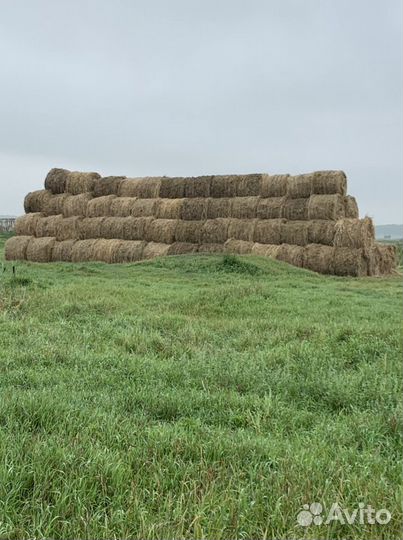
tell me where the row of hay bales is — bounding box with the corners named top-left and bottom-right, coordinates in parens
top-left (15, 213), bottom-right (374, 248)
top-left (24, 191), bottom-right (358, 221)
top-left (5, 235), bottom-right (395, 277)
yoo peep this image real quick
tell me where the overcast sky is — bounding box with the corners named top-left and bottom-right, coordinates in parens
top-left (0, 0), bottom-right (401, 223)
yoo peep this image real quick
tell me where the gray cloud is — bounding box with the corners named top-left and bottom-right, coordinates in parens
top-left (0, 0), bottom-right (401, 222)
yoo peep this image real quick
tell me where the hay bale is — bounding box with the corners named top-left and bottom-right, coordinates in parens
top-left (44, 168), bottom-right (70, 194)
top-left (36, 215), bottom-right (63, 238)
top-left (307, 194), bottom-right (345, 220)
top-left (224, 239), bottom-right (253, 254)
top-left (374, 244), bottom-right (397, 275)
top-left (277, 244), bottom-right (304, 267)
top-left (62, 193), bottom-right (93, 217)
top-left (93, 176), bottom-right (126, 197)
top-left (71, 239), bottom-right (100, 262)
top-left (87, 195), bottom-right (116, 217)
top-left (91, 239), bottom-right (126, 263)
top-left (344, 195), bottom-right (359, 218)
top-left (282, 198), bottom-right (308, 220)
top-left (78, 217), bottom-right (105, 239)
top-left (181, 198), bottom-right (208, 220)
top-left (206, 198), bottom-right (233, 219)
top-left (156, 199), bottom-right (184, 219)
top-left (198, 243), bottom-right (225, 253)
top-left (113, 240), bottom-right (146, 263)
top-left (253, 219), bottom-right (283, 244)
top-left (24, 190), bottom-right (52, 214)
top-left (280, 221), bottom-right (309, 246)
top-left (210, 175), bottom-right (238, 198)
top-left (65, 171), bottom-right (101, 195)
top-left (119, 177), bottom-right (162, 198)
top-left (167, 242), bottom-right (199, 255)
top-left (234, 174), bottom-right (262, 197)
top-left (303, 244), bottom-right (335, 274)
top-left (227, 218), bottom-right (255, 242)
top-left (251, 243), bottom-right (281, 258)
top-left (4, 235), bottom-right (31, 260)
top-left (332, 247), bottom-right (367, 277)
top-left (261, 174), bottom-right (289, 197)
top-left (256, 197), bottom-right (286, 219)
top-left (46, 193), bottom-right (70, 215)
top-left (15, 213), bottom-right (44, 236)
top-left (175, 220), bottom-right (203, 243)
top-left (109, 197), bottom-right (138, 217)
top-left (100, 217), bottom-right (126, 239)
top-left (51, 240), bottom-right (77, 262)
top-left (56, 216), bottom-right (82, 241)
top-left (231, 197), bottom-right (258, 219)
top-left (287, 174), bottom-right (313, 198)
top-left (203, 218), bottom-right (230, 243)
top-left (130, 198), bottom-right (158, 217)
top-left (184, 176), bottom-right (212, 198)
top-left (143, 242), bottom-right (170, 259)
top-left (145, 219), bottom-right (178, 244)
top-left (159, 177), bottom-right (186, 198)
top-left (333, 218), bottom-right (374, 249)
top-left (311, 171), bottom-right (347, 196)
top-left (26, 237), bottom-right (56, 262)
top-left (122, 217), bottom-right (154, 241)
top-left (308, 220), bottom-right (336, 246)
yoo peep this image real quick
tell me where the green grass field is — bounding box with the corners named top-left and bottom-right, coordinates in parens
top-left (0, 232), bottom-right (402, 539)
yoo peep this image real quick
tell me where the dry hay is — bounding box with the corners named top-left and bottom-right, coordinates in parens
top-left (145, 219), bottom-right (178, 244)
top-left (44, 168), bottom-right (70, 194)
top-left (51, 240), bottom-right (77, 262)
top-left (78, 217), bottom-right (105, 239)
top-left (93, 176), bottom-right (126, 197)
top-left (261, 174), bottom-right (289, 197)
top-left (56, 216), bottom-right (82, 241)
top-left (62, 193), bottom-right (93, 217)
top-left (159, 177), bottom-right (186, 198)
top-left (100, 217), bottom-right (126, 239)
top-left (119, 177), bottom-right (162, 198)
top-left (332, 247), bottom-right (367, 277)
top-left (253, 219), bottom-right (283, 244)
top-left (36, 215), bottom-right (63, 238)
top-left (24, 190), bottom-right (52, 214)
top-left (307, 194), bottom-right (345, 220)
top-left (42, 193), bottom-right (70, 215)
top-left (231, 197), bottom-right (258, 219)
top-left (303, 244), bottom-right (335, 274)
top-left (308, 220), bottom-right (336, 246)
top-left (92, 239), bottom-right (127, 263)
top-left (287, 174), bottom-right (313, 198)
top-left (175, 220), bottom-right (203, 243)
top-left (87, 195), bottom-right (116, 217)
top-left (256, 197), bottom-right (286, 219)
top-left (344, 196), bottom-right (359, 218)
top-left (276, 244), bottom-right (304, 267)
top-left (280, 221), bottom-right (309, 246)
top-left (210, 175), bottom-right (238, 198)
top-left (109, 197), bottom-right (138, 217)
top-left (155, 199), bottom-right (184, 219)
top-left (113, 240), bottom-right (146, 263)
top-left (122, 217), bottom-right (154, 241)
top-left (15, 213), bottom-right (44, 236)
top-left (65, 171), bottom-right (101, 195)
top-left (71, 239), bottom-right (100, 262)
top-left (311, 171), bottom-right (347, 196)
top-left (206, 198), bottom-right (233, 219)
top-left (282, 198), bottom-right (308, 220)
top-left (227, 218), bottom-right (255, 242)
top-left (183, 176), bottom-right (212, 198)
top-left (26, 237), bottom-right (56, 262)
top-left (4, 235), bottom-right (31, 260)
top-left (143, 242), bottom-right (170, 259)
top-left (374, 243), bottom-right (397, 275)
top-left (251, 243), bottom-right (281, 258)
top-left (198, 243), bottom-right (225, 253)
top-left (130, 198), bottom-right (158, 217)
top-left (233, 174), bottom-right (262, 197)
top-left (203, 218), bottom-right (230, 243)
top-left (181, 198), bottom-right (208, 220)
top-left (224, 239), bottom-right (253, 254)
top-left (167, 242), bottom-right (199, 255)
top-left (333, 217), bottom-right (374, 249)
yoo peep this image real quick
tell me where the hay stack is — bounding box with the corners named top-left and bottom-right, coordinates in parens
top-left (143, 242), bottom-right (171, 259)
top-left (308, 220), bottom-right (336, 246)
top-left (333, 218), bottom-right (374, 249)
top-left (311, 171), bottom-right (347, 196)
top-left (51, 240), bottom-right (77, 262)
top-left (71, 239), bottom-right (100, 262)
top-left (109, 197), bottom-right (138, 217)
top-left (36, 215), bottom-right (63, 238)
top-left (231, 197), bottom-right (258, 219)
top-left (375, 244), bottom-right (397, 275)
top-left (62, 193), bottom-right (92, 217)
top-left (24, 190), bottom-right (52, 214)
top-left (202, 219), bottom-right (230, 243)
top-left (280, 221), bottom-right (309, 246)
top-left (15, 213), bottom-right (43, 236)
top-left (175, 220), bottom-right (203, 243)
top-left (4, 235), bottom-right (31, 260)
top-left (113, 240), bottom-right (146, 263)
top-left (167, 242), bottom-right (199, 255)
top-left (65, 171), bottom-right (101, 195)
top-left (206, 198), bottom-right (233, 219)
top-left (227, 218), bottom-right (255, 242)
top-left (56, 216), bottom-right (82, 241)
top-left (256, 197), bottom-right (286, 219)
top-left (44, 168), bottom-right (70, 194)
top-left (277, 244), bottom-right (304, 267)
top-left (122, 217), bottom-right (154, 241)
top-left (253, 219), bottom-right (283, 244)
top-left (87, 195), bottom-right (116, 217)
top-left (251, 243), bottom-right (281, 258)
top-left (184, 176), bottom-right (212, 198)
top-left (26, 237), bottom-right (56, 262)
top-left (100, 217), bottom-right (126, 240)
top-left (119, 177), bottom-right (161, 198)
top-left (234, 174), bottom-right (262, 197)
top-left (261, 174), bottom-right (289, 197)
top-left (344, 196), bottom-right (359, 218)
top-left (156, 199), bottom-right (184, 219)
top-left (287, 174), bottom-right (313, 198)
top-left (282, 198), bottom-right (308, 220)
top-left (308, 194), bottom-right (345, 220)
top-left (46, 193), bottom-right (71, 215)
top-left (210, 175), bottom-right (238, 198)
top-left (145, 219), bottom-right (178, 244)
top-left (224, 239), bottom-right (253, 254)
top-left (93, 176), bottom-right (126, 197)
top-left (78, 217), bottom-right (105, 239)
top-left (332, 247), bottom-right (368, 277)
top-left (159, 177), bottom-right (186, 198)
top-left (130, 198), bottom-right (157, 218)
top-left (303, 244), bottom-right (335, 274)
top-left (181, 198), bottom-right (208, 220)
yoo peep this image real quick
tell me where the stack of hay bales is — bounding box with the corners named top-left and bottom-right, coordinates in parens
top-left (5, 168), bottom-right (396, 276)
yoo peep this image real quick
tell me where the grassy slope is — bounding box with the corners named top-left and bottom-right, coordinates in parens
top-left (0, 233), bottom-right (402, 539)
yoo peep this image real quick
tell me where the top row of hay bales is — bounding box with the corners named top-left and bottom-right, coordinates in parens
top-left (44, 168), bottom-right (347, 199)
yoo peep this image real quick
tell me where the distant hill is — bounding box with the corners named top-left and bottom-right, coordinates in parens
top-left (375, 224), bottom-right (403, 240)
